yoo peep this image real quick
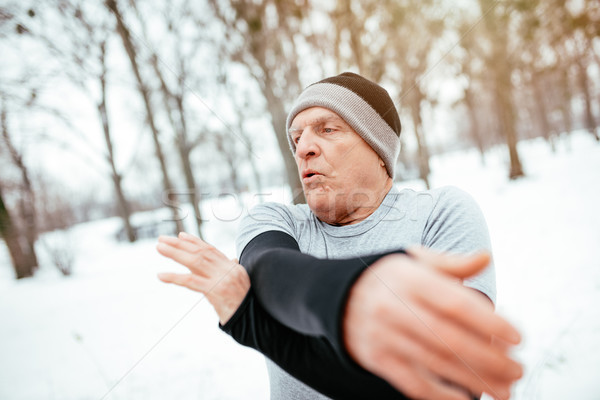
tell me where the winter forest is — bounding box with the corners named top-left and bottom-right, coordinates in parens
top-left (1, 0), bottom-right (599, 399)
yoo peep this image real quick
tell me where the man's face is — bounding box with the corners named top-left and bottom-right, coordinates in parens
top-left (289, 107), bottom-right (389, 225)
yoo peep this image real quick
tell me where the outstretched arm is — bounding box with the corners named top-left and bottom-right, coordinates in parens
top-left (157, 231), bottom-right (522, 400)
top-left (156, 231), bottom-right (407, 399)
top-left (238, 231), bottom-right (522, 400)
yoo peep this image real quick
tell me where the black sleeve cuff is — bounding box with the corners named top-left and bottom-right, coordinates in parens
top-left (219, 287), bottom-right (254, 332)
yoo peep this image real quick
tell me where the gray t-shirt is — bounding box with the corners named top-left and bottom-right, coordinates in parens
top-left (236, 185), bottom-right (495, 400)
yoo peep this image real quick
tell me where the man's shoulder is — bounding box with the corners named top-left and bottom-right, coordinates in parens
top-left (393, 185), bottom-right (477, 211)
top-left (427, 186), bottom-right (481, 216)
top-left (246, 201), bottom-right (313, 222)
top-left (235, 201), bottom-right (314, 257)
top-left (395, 184), bottom-right (471, 200)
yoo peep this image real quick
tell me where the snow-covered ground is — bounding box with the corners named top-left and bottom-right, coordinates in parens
top-left (1, 131), bottom-right (599, 399)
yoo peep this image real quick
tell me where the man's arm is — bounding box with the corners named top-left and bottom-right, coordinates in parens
top-left (219, 288), bottom-right (408, 399)
top-left (157, 231), bottom-right (410, 399)
top-left (239, 230), bottom-right (403, 357)
top-left (157, 231), bottom-right (522, 400)
top-left (240, 231), bottom-right (522, 400)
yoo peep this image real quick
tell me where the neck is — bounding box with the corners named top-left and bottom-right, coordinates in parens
top-left (325, 178), bottom-right (393, 226)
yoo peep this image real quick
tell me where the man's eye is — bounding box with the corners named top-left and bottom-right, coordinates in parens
top-left (293, 135), bottom-right (301, 144)
top-left (323, 128), bottom-right (334, 133)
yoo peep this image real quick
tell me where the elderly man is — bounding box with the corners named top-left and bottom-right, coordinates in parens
top-left (157, 72), bottom-right (522, 400)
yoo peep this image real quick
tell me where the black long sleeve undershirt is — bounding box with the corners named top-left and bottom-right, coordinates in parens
top-left (220, 230), bottom-right (409, 399)
top-left (241, 230), bottom-right (404, 357)
top-left (219, 230), bottom-right (479, 400)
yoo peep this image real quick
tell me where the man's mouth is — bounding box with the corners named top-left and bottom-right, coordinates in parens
top-left (302, 169), bottom-right (321, 180)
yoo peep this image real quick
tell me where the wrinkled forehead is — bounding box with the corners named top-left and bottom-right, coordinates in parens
top-left (288, 107), bottom-right (349, 133)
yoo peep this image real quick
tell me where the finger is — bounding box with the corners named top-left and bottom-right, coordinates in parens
top-left (407, 246), bottom-right (491, 279)
top-left (384, 300), bottom-right (522, 392)
top-left (178, 232), bottom-right (228, 263)
top-left (492, 335), bottom-right (513, 353)
top-left (178, 231), bottom-right (212, 248)
top-left (156, 242), bottom-right (204, 273)
top-left (157, 272), bottom-right (209, 293)
top-left (380, 359), bottom-right (471, 400)
top-left (389, 314), bottom-right (516, 398)
top-left (414, 271), bottom-right (521, 345)
top-left (158, 235), bottom-right (199, 253)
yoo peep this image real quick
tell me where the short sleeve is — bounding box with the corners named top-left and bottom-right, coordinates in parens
top-left (422, 186), bottom-right (496, 304)
top-left (236, 202), bottom-right (306, 259)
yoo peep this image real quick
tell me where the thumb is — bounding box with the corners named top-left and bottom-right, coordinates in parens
top-left (406, 246), bottom-right (491, 279)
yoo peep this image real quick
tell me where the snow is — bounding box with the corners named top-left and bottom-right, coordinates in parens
top-left (1, 131), bottom-right (599, 399)
top-left (426, 134), bottom-right (600, 400)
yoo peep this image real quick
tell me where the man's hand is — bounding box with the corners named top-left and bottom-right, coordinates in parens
top-left (156, 232), bottom-right (250, 325)
top-left (343, 248), bottom-right (522, 400)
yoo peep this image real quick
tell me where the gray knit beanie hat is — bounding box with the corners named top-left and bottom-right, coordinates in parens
top-left (286, 72), bottom-right (401, 178)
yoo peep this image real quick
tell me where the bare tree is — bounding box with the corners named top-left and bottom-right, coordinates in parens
top-left (453, 34), bottom-right (493, 163)
top-left (475, 0), bottom-right (525, 179)
top-left (331, 0), bottom-right (450, 188)
top-left (574, 50), bottom-right (600, 141)
top-left (0, 96), bottom-right (38, 278)
top-left (453, 0), bottom-right (599, 164)
top-left (106, 0), bottom-right (184, 233)
top-left (571, 0), bottom-right (600, 140)
top-left (515, 0), bottom-right (598, 144)
top-left (217, 61), bottom-right (265, 196)
top-left (0, 3), bottom-right (40, 277)
top-left (207, 0), bottom-right (310, 203)
top-left (331, 0), bottom-right (386, 81)
top-left (25, 1), bottom-right (137, 241)
top-left (96, 40), bottom-right (138, 241)
top-left (385, 0), bottom-right (445, 187)
top-left (129, 1), bottom-right (205, 237)
top-left (0, 183), bottom-right (36, 278)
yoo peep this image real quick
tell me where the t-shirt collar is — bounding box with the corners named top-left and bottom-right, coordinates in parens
top-left (316, 186), bottom-right (400, 238)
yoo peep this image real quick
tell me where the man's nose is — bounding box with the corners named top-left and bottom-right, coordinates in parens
top-left (295, 129), bottom-right (320, 160)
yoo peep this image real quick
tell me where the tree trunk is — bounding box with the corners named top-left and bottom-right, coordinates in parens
top-left (338, 0), bottom-right (365, 75)
top-left (174, 94), bottom-right (203, 237)
top-left (16, 169), bottom-right (37, 268)
top-left (132, 0), bottom-right (205, 236)
top-left (407, 92), bottom-right (431, 189)
top-left (531, 73), bottom-right (556, 151)
top-left (206, 0), bottom-right (305, 204)
top-left (1, 97), bottom-right (39, 270)
top-left (214, 133), bottom-right (243, 193)
top-left (149, 53), bottom-right (203, 238)
top-left (558, 67), bottom-right (574, 136)
top-left (499, 84), bottom-right (524, 179)
top-left (250, 156), bottom-right (264, 196)
top-left (106, 0), bottom-right (184, 234)
top-left (575, 58), bottom-right (599, 141)
top-left (0, 184), bottom-right (36, 279)
top-left (464, 87), bottom-right (486, 164)
top-left (262, 83), bottom-right (305, 204)
top-left (257, 47), bottom-right (305, 204)
top-left (243, 132), bottom-right (264, 196)
top-left (478, 0), bottom-right (525, 179)
top-left (98, 42), bottom-right (136, 242)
